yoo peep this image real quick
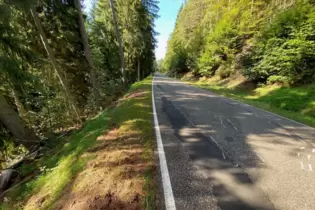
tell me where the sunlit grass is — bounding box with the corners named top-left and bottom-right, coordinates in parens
top-left (185, 76), bottom-right (315, 127)
top-left (2, 76), bottom-right (156, 210)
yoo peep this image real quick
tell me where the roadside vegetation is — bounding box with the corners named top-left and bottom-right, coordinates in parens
top-left (1, 77), bottom-right (156, 210)
top-left (162, 0), bottom-right (315, 127)
top-left (0, 0), bottom-right (158, 209)
top-left (183, 73), bottom-right (315, 127)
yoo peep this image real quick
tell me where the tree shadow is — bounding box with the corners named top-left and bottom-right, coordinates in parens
top-left (3, 79), bottom-right (155, 210)
top-left (154, 74), bottom-right (315, 210)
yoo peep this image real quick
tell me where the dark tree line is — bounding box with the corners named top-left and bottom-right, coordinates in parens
top-left (0, 0), bottom-right (158, 168)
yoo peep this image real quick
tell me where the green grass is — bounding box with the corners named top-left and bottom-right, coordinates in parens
top-left (1, 76), bottom-right (155, 210)
top-left (185, 77), bottom-right (315, 128)
top-left (108, 76), bottom-right (156, 209)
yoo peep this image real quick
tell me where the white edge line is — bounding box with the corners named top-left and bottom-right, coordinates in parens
top-left (152, 76), bottom-right (176, 210)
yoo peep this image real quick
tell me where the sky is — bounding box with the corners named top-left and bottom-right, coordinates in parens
top-left (84, 0), bottom-right (184, 60)
top-left (154, 0), bottom-right (184, 60)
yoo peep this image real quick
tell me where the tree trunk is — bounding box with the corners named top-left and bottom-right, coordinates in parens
top-left (137, 58), bottom-right (140, 81)
top-left (0, 95), bottom-right (40, 151)
top-left (11, 86), bottom-right (26, 116)
top-left (108, 0), bottom-right (127, 85)
top-left (74, 0), bottom-right (101, 108)
top-left (30, 6), bottom-right (81, 121)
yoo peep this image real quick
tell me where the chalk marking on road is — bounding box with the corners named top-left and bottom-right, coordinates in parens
top-left (298, 152), bottom-right (300, 157)
top-left (300, 147), bottom-right (305, 150)
top-left (257, 154), bottom-right (265, 162)
top-left (209, 135), bottom-right (222, 150)
top-left (170, 74), bottom-right (315, 142)
top-left (219, 117), bottom-right (226, 129)
top-left (152, 76), bottom-right (176, 210)
top-left (222, 152), bottom-right (226, 160)
top-left (308, 154), bottom-right (311, 160)
top-left (306, 139), bottom-right (315, 147)
top-left (215, 89), bottom-right (315, 130)
top-left (300, 161), bottom-right (313, 172)
top-left (289, 134), bottom-right (308, 145)
top-left (296, 138), bottom-right (307, 145)
top-left (227, 118), bottom-right (238, 131)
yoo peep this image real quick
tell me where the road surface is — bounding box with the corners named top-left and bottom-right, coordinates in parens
top-left (153, 73), bottom-right (315, 210)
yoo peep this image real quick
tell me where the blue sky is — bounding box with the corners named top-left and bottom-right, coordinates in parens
top-left (154, 0), bottom-right (184, 59)
top-left (84, 0), bottom-right (184, 60)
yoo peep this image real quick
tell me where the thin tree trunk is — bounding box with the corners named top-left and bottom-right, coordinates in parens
top-left (137, 58), bottom-right (140, 81)
top-left (74, 0), bottom-right (100, 108)
top-left (30, 7), bottom-right (81, 121)
top-left (11, 86), bottom-right (26, 116)
top-left (0, 95), bottom-right (40, 151)
top-left (108, 0), bottom-right (127, 85)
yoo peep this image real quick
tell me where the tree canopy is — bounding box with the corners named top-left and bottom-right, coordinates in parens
top-left (163, 0), bottom-right (315, 85)
top-left (0, 0), bottom-right (158, 168)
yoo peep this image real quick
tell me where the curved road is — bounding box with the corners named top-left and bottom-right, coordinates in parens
top-left (153, 73), bottom-right (315, 210)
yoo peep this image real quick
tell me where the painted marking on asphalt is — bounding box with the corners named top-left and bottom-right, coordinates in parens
top-left (219, 91), bottom-right (315, 130)
top-left (289, 134), bottom-right (308, 145)
top-left (300, 147), bottom-right (305, 150)
top-left (209, 135), bottom-right (224, 152)
top-left (298, 152), bottom-right (300, 157)
top-left (257, 154), bottom-right (265, 162)
top-left (222, 152), bottom-right (226, 160)
top-left (306, 139), bottom-right (315, 147)
top-left (300, 161), bottom-right (313, 172)
top-left (227, 118), bottom-right (238, 131)
top-left (308, 154), bottom-right (311, 160)
top-left (152, 76), bottom-right (176, 210)
top-left (219, 117), bottom-right (226, 129)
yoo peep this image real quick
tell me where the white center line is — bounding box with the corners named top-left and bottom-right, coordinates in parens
top-left (152, 76), bottom-right (176, 210)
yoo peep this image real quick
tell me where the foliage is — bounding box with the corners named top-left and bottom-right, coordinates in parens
top-left (0, 0), bottom-right (157, 168)
top-left (1, 76), bottom-right (155, 209)
top-left (163, 0), bottom-right (315, 85)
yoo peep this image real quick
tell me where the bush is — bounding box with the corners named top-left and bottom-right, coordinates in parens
top-left (243, 3), bottom-right (315, 84)
top-left (217, 64), bottom-right (233, 79)
top-left (247, 39), bottom-right (315, 83)
top-left (267, 75), bottom-right (290, 85)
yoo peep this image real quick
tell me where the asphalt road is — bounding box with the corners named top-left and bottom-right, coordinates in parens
top-left (153, 73), bottom-right (315, 210)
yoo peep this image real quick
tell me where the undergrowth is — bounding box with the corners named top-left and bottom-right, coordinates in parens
top-left (1, 76), bottom-right (156, 210)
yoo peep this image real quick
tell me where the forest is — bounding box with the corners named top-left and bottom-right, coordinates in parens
top-left (163, 0), bottom-right (315, 83)
top-left (163, 0), bottom-right (315, 126)
top-left (0, 0), bottom-right (158, 208)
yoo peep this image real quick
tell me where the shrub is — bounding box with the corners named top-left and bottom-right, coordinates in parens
top-left (217, 64), bottom-right (233, 79)
top-left (267, 75), bottom-right (290, 85)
